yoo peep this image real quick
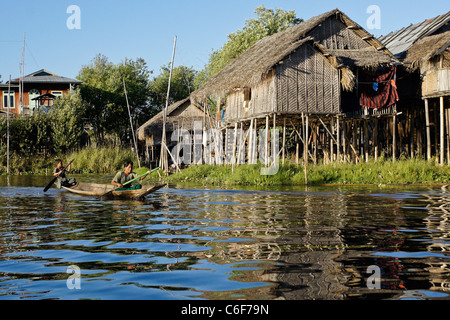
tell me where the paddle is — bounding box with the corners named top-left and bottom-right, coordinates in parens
top-left (97, 167), bottom-right (160, 199)
top-left (43, 159), bottom-right (74, 192)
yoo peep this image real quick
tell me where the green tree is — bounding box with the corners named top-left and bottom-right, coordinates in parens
top-left (150, 64), bottom-right (197, 109)
top-left (50, 90), bottom-right (88, 154)
top-left (195, 5), bottom-right (302, 87)
top-left (77, 54), bottom-right (152, 142)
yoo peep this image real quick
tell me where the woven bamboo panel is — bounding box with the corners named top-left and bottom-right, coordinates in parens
top-left (444, 52), bottom-right (450, 68)
top-left (422, 72), bottom-right (438, 97)
top-left (308, 16), bottom-right (370, 50)
top-left (287, 57), bottom-right (298, 112)
top-left (275, 43), bottom-right (341, 115)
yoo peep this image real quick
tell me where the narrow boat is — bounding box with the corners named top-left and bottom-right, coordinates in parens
top-left (62, 182), bottom-right (166, 200)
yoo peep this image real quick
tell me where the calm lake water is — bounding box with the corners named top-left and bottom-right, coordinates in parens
top-left (0, 174), bottom-right (450, 300)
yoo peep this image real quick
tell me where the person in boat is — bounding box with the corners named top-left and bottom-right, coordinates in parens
top-left (53, 159), bottom-right (77, 189)
top-left (111, 160), bottom-right (145, 191)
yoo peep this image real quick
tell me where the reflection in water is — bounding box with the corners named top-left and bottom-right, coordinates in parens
top-left (0, 175), bottom-right (450, 300)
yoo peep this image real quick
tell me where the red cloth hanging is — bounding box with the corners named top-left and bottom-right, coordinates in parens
top-left (359, 66), bottom-right (399, 109)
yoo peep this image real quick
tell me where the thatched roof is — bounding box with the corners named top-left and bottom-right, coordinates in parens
top-left (327, 48), bottom-right (395, 68)
top-left (404, 30), bottom-right (450, 70)
top-left (137, 97), bottom-right (211, 143)
top-left (192, 8), bottom-right (393, 101)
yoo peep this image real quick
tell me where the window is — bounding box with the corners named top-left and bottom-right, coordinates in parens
top-left (3, 91), bottom-right (14, 108)
top-left (50, 91), bottom-right (63, 106)
top-left (243, 88), bottom-right (251, 109)
top-left (51, 91), bottom-right (63, 98)
top-left (29, 89), bottom-right (40, 107)
top-left (244, 88), bottom-right (252, 102)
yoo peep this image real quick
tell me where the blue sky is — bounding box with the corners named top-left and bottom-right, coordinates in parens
top-left (0, 0), bottom-right (448, 82)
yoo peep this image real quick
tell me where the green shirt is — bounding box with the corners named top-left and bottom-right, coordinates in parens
top-left (112, 171), bottom-right (138, 186)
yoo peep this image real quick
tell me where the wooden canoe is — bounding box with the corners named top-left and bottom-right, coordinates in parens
top-left (62, 182), bottom-right (166, 200)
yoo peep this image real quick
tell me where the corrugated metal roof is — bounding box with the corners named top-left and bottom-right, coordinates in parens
top-left (379, 11), bottom-right (450, 58)
top-left (9, 69), bottom-right (82, 84)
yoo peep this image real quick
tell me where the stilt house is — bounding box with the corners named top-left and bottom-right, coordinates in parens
top-left (380, 11), bottom-right (450, 163)
top-left (137, 97), bottom-right (211, 166)
top-left (192, 9), bottom-right (400, 164)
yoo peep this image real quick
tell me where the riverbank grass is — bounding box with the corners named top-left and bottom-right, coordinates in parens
top-left (0, 146), bottom-right (138, 175)
top-left (165, 158), bottom-right (450, 186)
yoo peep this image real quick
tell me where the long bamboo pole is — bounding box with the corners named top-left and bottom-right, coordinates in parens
top-left (440, 96), bottom-right (445, 165)
top-left (425, 98), bottom-right (431, 160)
top-left (160, 36), bottom-right (177, 173)
top-left (123, 78), bottom-right (140, 168)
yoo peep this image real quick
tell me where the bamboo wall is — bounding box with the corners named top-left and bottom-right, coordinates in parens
top-left (223, 71), bottom-right (276, 123)
top-left (275, 43), bottom-right (341, 114)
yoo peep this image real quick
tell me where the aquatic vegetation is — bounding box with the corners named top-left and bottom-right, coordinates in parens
top-left (166, 158), bottom-right (450, 186)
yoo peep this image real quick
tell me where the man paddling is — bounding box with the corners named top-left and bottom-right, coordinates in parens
top-left (111, 161), bottom-right (148, 191)
top-left (53, 159), bottom-right (77, 189)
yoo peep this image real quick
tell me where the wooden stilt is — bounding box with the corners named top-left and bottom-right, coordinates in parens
top-left (343, 120), bottom-right (347, 163)
top-left (272, 113), bottom-right (276, 166)
top-left (425, 98), bottom-right (431, 160)
top-left (265, 115), bottom-right (269, 167)
top-left (352, 120), bottom-right (358, 163)
top-left (364, 119), bottom-right (369, 162)
top-left (249, 119), bottom-right (253, 164)
top-left (330, 117), bottom-right (334, 163)
top-left (444, 109), bottom-right (450, 164)
top-left (393, 115), bottom-right (397, 162)
top-left (440, 96), bottom-right (445, 165)
top-left (417, 107), bottom-right (423, 158)
top-left (295, 125), bottom-right (299, 165)
top-left (374, 118), bottom-right (379, 161)
top-left (410, 112), bottom-right (414, 159)
top-left (282, 118), bottom-right (286, 166)
top-left (336, 116), bottom-right (340, 162)
top-left (305, 115), bottom-right (309, 185)
top-left (232, 122), bottom-right (237, 172)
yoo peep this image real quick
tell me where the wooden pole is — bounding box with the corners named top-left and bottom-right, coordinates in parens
top-left (336, 116), bottom-right (340, 162)
top-left (273, 113), bottom-right (276, 167)
top-left (330, 117), bottom-right (334, 163)
top-left (374, 118), bottom-right (379, 161)
top-left (364, 119), bottom-right (369, 162)
top-left (440, 96), bottom-right (445, 165)
top-left (343, 120), bottom-right (347, 162)
top-left (352, 120), bottom-right (358, 163)
top-left (447, 108), bottom-right (450, 164)
top-left (232, 122), bottom-right (237, 172)
top-left (425, 98), bottom-right (431, 160)
top-left (410, 111), bottom-right (414, 159)
top-left (265, 115), bottom-right (269, 167)
top-left (160, 36), bottom-right (177, 173)
top-left (393, 115), bottom-right (397, 162)
top-left (302, 113), bottom-right (308, 185)
top-left (249, 119), bottom-right (254, 164)
top-left (282, 118), bottom-right (286, 166)
top-left (123, 78), bottom-right (141, 168)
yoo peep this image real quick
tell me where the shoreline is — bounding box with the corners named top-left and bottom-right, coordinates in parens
top-left (2, 158), bottom-right (450, 188)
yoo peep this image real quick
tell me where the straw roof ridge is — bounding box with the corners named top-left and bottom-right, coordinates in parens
top-left (137, 97), bottom-right (194, 139)
top-left (192, 9), bottom-right (341, 99)
top-left (192, 8), bottom-right (392, 100)
top-left (404, 30), bottom-right (450, 70)
top-left (327, 47), bottom-right (395, 69)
